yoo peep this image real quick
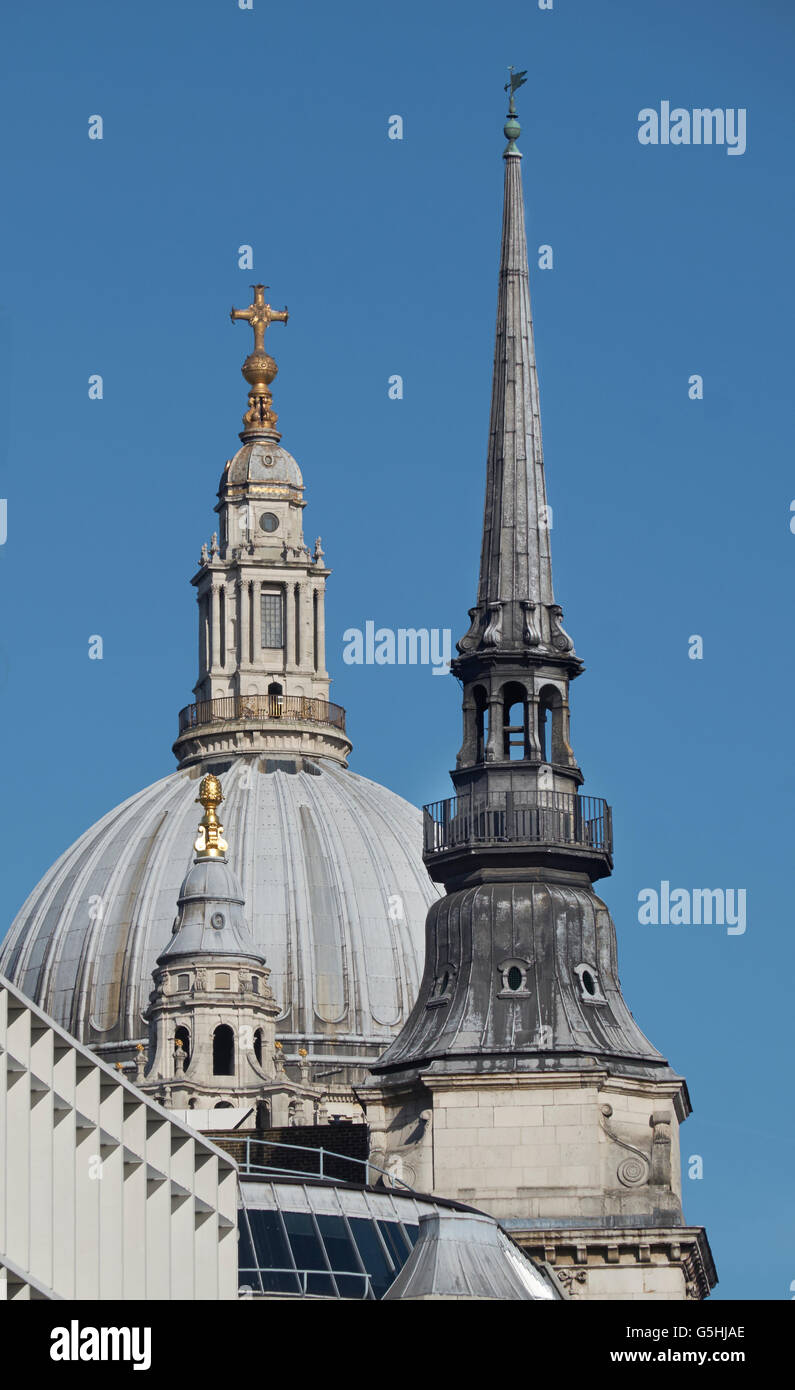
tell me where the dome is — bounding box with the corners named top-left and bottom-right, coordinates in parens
top-left (225, 440), bottom-right (303, 490)
top-left (0, 756), bottom-right (440, 1073)
top-left (160, 854), bottom-right (262, 962)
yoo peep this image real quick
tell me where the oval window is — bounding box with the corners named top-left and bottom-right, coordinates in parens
top-left (439, 970), bottom-right (450, 995)
top-left (582, 969), bottom-right (596, 996)
top-left (507, 966), bottom-right (523, 992)
top-left (259, 512), bottom-right (279, 533)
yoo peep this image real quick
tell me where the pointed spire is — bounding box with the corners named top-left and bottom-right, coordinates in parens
top-left (462, 78), bottom-right (563, 656)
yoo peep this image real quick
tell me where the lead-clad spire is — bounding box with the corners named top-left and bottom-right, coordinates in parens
top-left (459, 80), bottom-right (573, 659)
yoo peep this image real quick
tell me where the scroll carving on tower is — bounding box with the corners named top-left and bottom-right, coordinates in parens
top-left (548, 604), bottom-right (575, 653)
top-left (481, 601), bottom-right (503, 647)
top-left (520, 599), bottom-right (541, 647)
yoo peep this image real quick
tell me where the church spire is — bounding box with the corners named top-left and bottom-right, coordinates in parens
top-left (449, 82), bottom-right (585, 818)
top-left (473, 76), bottom-right (558, 651)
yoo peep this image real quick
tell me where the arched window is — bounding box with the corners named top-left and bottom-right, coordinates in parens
top-left (538, 685), bottom-right (563, 765)
top-left (473, 685), bottom-right (489, 762)
top-left (174, 1025), bottom-right (191, 1066)
top-left (212, 1024), bottom-right (235, 1076)
top-left (214, 1101), bottom-right (234, 1109)
top-left (267, 680), bottom-right (283, 717)
top-left (502, 682), bottom-right (528, 760)
top-left (253, 1028), bottom-right (263, 1065)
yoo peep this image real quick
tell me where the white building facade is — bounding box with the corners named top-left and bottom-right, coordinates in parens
top-left (0, 973), bottom-right (239, 1301)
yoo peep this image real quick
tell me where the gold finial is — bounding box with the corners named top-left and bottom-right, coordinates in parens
top-left (194, 773), bottom-right (229, 858)
top-left (230, 283), bottom-right (289, 439)
top-left (298, 1047), bottom-right (308, 1057)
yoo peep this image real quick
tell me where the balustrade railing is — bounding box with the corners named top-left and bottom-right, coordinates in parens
top-left (423, 790), bottom-right (612, 856)
top-left (178, 693), bottom-right (347, 735)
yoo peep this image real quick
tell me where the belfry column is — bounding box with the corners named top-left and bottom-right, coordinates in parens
top-left (365, 75), bottom-right (715, 1303)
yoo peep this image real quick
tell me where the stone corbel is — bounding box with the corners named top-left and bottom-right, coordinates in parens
top-left (456, 607), bottom-right (482, 654)
top-left (520, 600), bottom-right (541, 647)
top-left (481, 602), bottom-right (503, 647)
top-left (649, 1110), bottom-right (673, 1187)
top-left (548, 604), bottom-right (575, 653)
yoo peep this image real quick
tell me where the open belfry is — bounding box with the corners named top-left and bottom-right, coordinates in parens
top-left (365, 77), bottom-right (716, 1301)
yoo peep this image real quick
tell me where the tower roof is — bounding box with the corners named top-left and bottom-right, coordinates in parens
top-left (159, 774), bottom-right (266, 964)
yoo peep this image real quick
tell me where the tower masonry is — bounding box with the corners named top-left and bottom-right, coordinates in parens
top-left (364, 78), bottom-right (716, 1302)
top-left (174, 284), bottom-right (351, 770)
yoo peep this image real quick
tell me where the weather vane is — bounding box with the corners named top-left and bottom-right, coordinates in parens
top-left (504, 66), bottom-right (527, 116)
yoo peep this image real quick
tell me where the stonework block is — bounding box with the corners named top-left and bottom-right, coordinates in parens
top-left (436, 1091), bottom-right (482, 1108)
top-left (540, 1104), bottom-right (585, 1126)
top-left (434, 1126), bottom-right (478, 1148)
top-left (446, 1106), bottom-right (490, 1129)
top-left (493, 1106), bottom-right (544, 1128)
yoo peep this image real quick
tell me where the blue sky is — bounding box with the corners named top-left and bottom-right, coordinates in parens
top-left (1, 0), bottom-right (793, 1299)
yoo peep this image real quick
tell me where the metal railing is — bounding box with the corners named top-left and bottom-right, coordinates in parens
top-left (239, 1268), bottom-right (374, 1299)
top-left (423, 790), bottom-right (612, 856)
top-left (212, 1134), bottom-right (414, 1192)
top-left (177, 693), bottom-right (347, 735)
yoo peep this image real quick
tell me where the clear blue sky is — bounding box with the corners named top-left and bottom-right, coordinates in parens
top-left (1, 0), bottom-right (792, 1300)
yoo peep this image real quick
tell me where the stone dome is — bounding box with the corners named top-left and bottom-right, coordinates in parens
top-left (0, 756), bottom-right (440, 1075)
top-left (225, 440), bottom-right (303, 489)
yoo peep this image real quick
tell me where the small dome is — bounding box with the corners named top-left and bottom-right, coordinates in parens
top-left (225, 441), bottom-right (303, 490)
top-left (178, 855), bottom-right (244, 904)
top-left (160, 854), bottom-right (261, 962)
top-left (0, 757), bottom-right (439, 1066)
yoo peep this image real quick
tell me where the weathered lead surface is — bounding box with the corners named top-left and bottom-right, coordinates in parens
top-left (0, 757), bottom-right (436, 1065)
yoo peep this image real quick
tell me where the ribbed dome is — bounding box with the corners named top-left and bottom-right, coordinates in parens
top-left (160, 854), bottom-right (261, 962)
top-left (225, 441), bottom-right (303, 489)
top-left (0, 757), bottom-right (439, 1068)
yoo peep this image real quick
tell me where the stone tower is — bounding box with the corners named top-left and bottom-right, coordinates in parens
top-left (173, 283), bottom-right (351, 770)
top-left (140, 773), bottom-right (321, 1127)
top-left (365, 80), bottom-right (716, 1301)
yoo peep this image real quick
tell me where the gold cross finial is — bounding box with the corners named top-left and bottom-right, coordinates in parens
top-left (230, 284), bottom-right (289, 354)
top-left (229, 283), bottom-right (289, 439)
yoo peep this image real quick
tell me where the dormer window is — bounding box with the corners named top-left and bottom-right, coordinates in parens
top-left (426, 962), bottom-right (456, 1007)
top-left (573, 962), bottom-right (607, 1004)
top-left (497, 957), bottom-right (532, 998)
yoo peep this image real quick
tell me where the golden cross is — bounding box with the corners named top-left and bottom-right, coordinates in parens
top-left (230, 283), bottom-right (288, 354)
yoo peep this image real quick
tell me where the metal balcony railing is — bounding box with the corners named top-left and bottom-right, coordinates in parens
top-left (211, 1134), bottom-right (413, 1192)
top-left (422, 790), bottom-right (612, 857)
top-left (177, 693), bottom-right (347, 736)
